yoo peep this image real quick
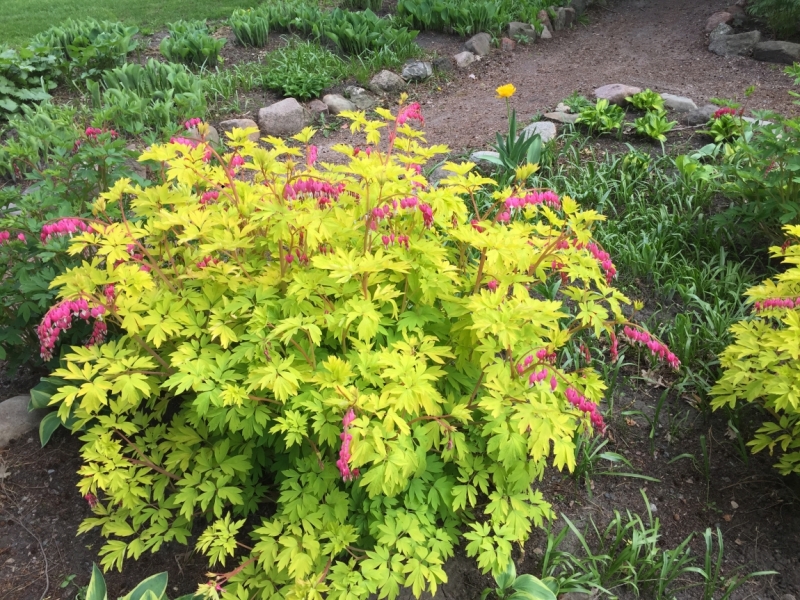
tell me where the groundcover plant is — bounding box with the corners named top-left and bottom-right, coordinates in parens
top-left (35, 99), bottom-right (680, 599)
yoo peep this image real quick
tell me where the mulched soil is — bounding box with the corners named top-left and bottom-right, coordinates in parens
top-left (3, 0), bottom-right (800, 598)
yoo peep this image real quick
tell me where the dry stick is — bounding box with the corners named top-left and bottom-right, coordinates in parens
top-left (6, 515), bottom-right (49, 600)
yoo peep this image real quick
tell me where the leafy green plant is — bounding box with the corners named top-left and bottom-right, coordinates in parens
top-left (626, 89), bottom-right (664, 112)
top-left (82, 563), bottom-right (197, 600)
top-left (396, 0), bottom-right (552, 36)
top-left (41, 105), bottom-right (647, 598)
top-left (577, 99), bottom-right (624, 134)
top-left (229, 8), bottom-right (269, 47)
top-left (704, 108), bottom-right (743, 143)
top-left (342, 0), bottom-right (385, 10)
top-left (160, 20), bottom-right (226, 68)
top-left (86, 59), bottom-right (206, 134)
top-left (30, 18), bottom-right (138, 80)
top-left (561, 91), bottom-right (590, 113)
top-left (0, 107), bottom-right (135, 370)
top-left (480, 109), bottom-right (543, 177)
top-left (481, 562), bottom-right (556, 600)
top-left (633, 110), bottom-right (676, 143)
top-left (0, 45), bottom-right (58, 118)
top-left (746, 0), bottom-right (800, 39)
top-left (711, 224), bottom-right (800, 475)
top-left (315, 8), bottom-right (418, 57)
top-left (261, 40), bottom-right (345, 100)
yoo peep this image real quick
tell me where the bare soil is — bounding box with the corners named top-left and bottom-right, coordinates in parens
top-left (3, 0), bottom-right (800, 598)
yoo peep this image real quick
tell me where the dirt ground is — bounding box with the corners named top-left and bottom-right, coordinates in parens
top-left (2, 0), bottom-right (800, 598)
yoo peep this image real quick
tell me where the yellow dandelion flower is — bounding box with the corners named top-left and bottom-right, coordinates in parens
top-left (496, 84), bottom-right (516, 99)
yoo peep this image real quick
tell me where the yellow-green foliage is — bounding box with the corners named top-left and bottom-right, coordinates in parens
top-left (45, 103), bottom-right (629, 599)
top-left (712, 224), bottom-right (800, 475)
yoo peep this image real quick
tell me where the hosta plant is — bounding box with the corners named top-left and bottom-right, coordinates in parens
top-left (42, 102), bottom-right (668, 600)
top-left (83, 563), bottom-right (197, 599)
top-left (160, 21), bottom-right (226, 68)
top-left (577, 99), bottom-right (624, 134)
top-left (625, 89), bottom-right (664, 112)
top-left (230, 8), bottom-right (270, 47)
top-left (711, 224), bottom-right (800, 475)
top-left (633, 110), bottom-right (676, 143)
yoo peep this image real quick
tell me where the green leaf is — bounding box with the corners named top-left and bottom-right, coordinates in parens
top-left (85, 564), bottom-right (108, 600)
top-left (120, 572), bottom-right (168, 600)
top-left (39, 411), bottom-right (62, 447)
top-left (495, 561), bottom-right (516, 591)
top-left (512, 574), bottom-right (557, 600)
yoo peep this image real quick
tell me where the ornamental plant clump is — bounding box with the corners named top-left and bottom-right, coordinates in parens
top-left (42, 99), bottom-right (677, 599)
top-left (711, 224), bottom-right (800, 475)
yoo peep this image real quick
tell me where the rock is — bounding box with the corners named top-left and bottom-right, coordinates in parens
top-left (369, 70), bottom-right (407, 94)
top-left (709, 28), bottom-right (761, 57)
top-left (218, 118), bottom-right (260, 142)
top-left (469, 151), bottom-right (500, 171)
top-left (322, 94), bottom-right (356, 115)
top-left (725, 4), bottom-right (747, 26)
top-left (685, 104), bottom-right (718, 125)
top-left (544, 111), bottom-right (579, 124)
top-left (555, 102), bottom-right (572, 113)
top-left (508, 21), bottom-right (536, 41)
top-left (594, 83), bottom-right (641, 105)
top-left (539, 25), bottom-right (553, 40)
top-left (433, 56), bottom-right (454, 72)
top-left (124, 144), bottom-right (147, 179)
top-left (465, 32), bottom-right (491, 57)
top-left (401, 61), bottom-right (433, 82)
top-left (742, 116), bottom-right (774, 126)
top-left (705, 12), bottom-right (732, 33)
top-left (569, 0), bottom-right (590, 15)
top-left (537, 9), bottom-right (554, 34)
top-left (186, 124), bottom-right (220, 145)
top-left (428, 165), bottom-right (449, 186)
top-left (344, 87), bottom-right (379, 111)
top-left (454, 50), bottom-right (477, 68)
top-left (500, 37), bottom-right (516, 52)
top-left (307, 99), bottom-right (329, 118)
top-left (753, 40), bottom-right (800, 64)
top-left (0, 396), bottom-right (45, 448)
top-left (710, 23), bottom-right (734, 39)
top-left (660, 93), bottom-right (697, 112)
top-left (257, 98), bottom-right (310, 137)
top-left (520, 121), bottom-right (557, 143)
top-left (553, 7), bottom-right (576, 30)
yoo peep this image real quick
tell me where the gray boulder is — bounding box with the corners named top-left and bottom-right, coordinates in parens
top-left (508, 22), bottom-right (536, 41)
top-left (520, 121), bottom-right (557, 143)
top-left (465, 32), bottom-right (492, 56)
top-left (594, 83), bottom-right (641, 105)
top-left (752, 40), bottom-right (800, 64)
top-left (344, 86), bottom-right (379, 111)
top-left (553, 7), bottom-right (576, 30)
top-left (369, 70), bottom-right (407, 94)
top-left (709, 28), bottom-right (761, 57)
top-left (569, 0), bottom-right (590, 15)
top-left (454, 51), bottom-right (477, 68)
top-left (402, 61), bottom-right (433, 82)
top-left (186, 124), bottom-right (220, 145)
top-left (219, 118), bottom-right (260, 142)
top-left (705, 11), bottom-right (732, 33)
top-left (537, 9), bottom-right (554, 34)
top-left (544, 111), bottom-right (579, 124)
top-left (660, 93), bottom-right (697, 112)
top-left (308, 99), bottom-right (329, 117)
top-left (433, 56), bottom-right (454, 72)
top-left (685, 104), bottom-right (718, 125)
top-left (322, 94), bottom-right (356, 115)
top-left (257, 98), bottom-right (311, 137)
top-left (0, 396), bottom-right (45, 448)
top-left (539, 25), bottom-right (553, 40)
top-left (469, 151), bottom-right (500, 171)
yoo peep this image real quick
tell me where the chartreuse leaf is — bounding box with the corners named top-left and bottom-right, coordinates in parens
top-left (85, 563), bottom-right (108, 600)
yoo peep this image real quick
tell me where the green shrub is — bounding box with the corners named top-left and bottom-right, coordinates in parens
top-left (262, 40), bottom-right (345, 100)
top-left (711, 224), bottom-right (800, 475)
top-left (633, 110), bottom-right (676, 143)
top-left (746, 0), bottom-right (800, 39)
top-left (30, 18), bottom-right (138, 80)
top-left (160, 20), bottom-right (226, 68)
top-left (0, 45), bottom-right (58, 118)
top-left (41, 107), bottom-right (650, 598)
top-left (230, 8), bottom-right (270, 47)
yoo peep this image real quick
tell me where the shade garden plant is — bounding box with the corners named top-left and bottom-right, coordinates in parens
top-left (27, 97), bottom-right (686, 599)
